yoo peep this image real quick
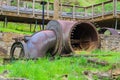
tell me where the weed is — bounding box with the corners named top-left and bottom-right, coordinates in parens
top-left (0, 50), bottom-right (119, 80)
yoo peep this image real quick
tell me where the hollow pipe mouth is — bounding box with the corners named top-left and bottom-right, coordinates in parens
top-left (69, 22), bottom-right (99, 53)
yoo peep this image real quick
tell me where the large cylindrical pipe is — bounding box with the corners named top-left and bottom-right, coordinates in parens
top-left (46, 20), bottom-right (99, 54)
top-left (26, 30), bottom-right (57, 58)
top-left (69, 21), bottom-right (99, 53)
top-left (98, 27), bottom-right (119, 35)
top-left (10, 20), bottom-right (99, 59)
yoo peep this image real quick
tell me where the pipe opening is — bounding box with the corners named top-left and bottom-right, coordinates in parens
top-left (70, 23), bottom-right (98, 52)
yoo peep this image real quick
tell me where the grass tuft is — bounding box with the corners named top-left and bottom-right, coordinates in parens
top-left (0, 50), bottom-right (120, 80)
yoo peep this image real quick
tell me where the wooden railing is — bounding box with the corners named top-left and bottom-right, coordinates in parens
top-left (81, 0), bottom-right (120, 19)
top-left (0, 0), bottom-right (54, 18)
top-left (0, 0), bottom-right (120, 20)
top-left (59, 0), bottom-right (120, 19)
top-left (59, 3), bottom-right (85, 19)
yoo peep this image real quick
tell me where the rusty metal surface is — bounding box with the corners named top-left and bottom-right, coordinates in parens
top-left (10, 30), bottom-right (57, 58)
top-left (69, 21), bottom-right (99, 53)
top-left (46, 20), bottom-right (77, 55)
top-left (26, 30), bottom-right (56, 58)
top-left (98, 27), bottom-right (119, 35)
top-left (46, 20), bottom-right (63, 56)
top-left (10, 37), bottom-right (29, 59)
top-left (10, 20), bottom-right (99, 58)
top-left (46, 20), bottom-right (99, 54)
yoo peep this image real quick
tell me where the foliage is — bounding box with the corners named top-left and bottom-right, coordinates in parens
top-left (59, 0), bottom-right (108, 6)
top-left (0, 50), bottom-right (120, 80)
top-left (0, 22), bottom-right (41, 34)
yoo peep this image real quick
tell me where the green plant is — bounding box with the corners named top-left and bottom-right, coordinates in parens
top-left (0, 50), bottom-right (119, 80)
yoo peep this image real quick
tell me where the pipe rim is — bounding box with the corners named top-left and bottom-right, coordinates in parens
top-left (69, 21), bottom-right (99, 53)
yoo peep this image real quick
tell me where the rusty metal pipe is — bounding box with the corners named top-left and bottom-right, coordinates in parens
top-left (10, 20), bottom-right (99, 58)
top-left (69, 22), bottom-right (99, 53)
top-left (46, 20), bottom-right (99, 54)
top-left (98, 27), bottom-right (119, 35)
top-left (15, 30), bottom-right (56, 58)
top-left (24, 30), bottom-right (57, 58)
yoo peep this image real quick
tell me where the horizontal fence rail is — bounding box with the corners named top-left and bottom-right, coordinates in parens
top-left (0, 0), bottom-right (120, 21)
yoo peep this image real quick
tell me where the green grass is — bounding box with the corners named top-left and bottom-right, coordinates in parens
top-left (0, 50), bottom-right (120, 80)
top-left (92, 50), bottom-right (120, 63)
top-left (0, 27), bottom-right (32, 34)
top-left (0, 22), bottom-right (41, 34)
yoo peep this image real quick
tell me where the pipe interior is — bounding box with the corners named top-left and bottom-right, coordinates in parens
top-left (70, 23), bottom-right (98, 52)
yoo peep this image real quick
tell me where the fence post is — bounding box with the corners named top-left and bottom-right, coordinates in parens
top-left (102, 2), bottom-right (105, 18)
top-left (60, 3), bottom-right (62, 19)
top-left (84, 7), bottom-right (87, 18)
top-left (113, 0), bottom-right (117, 17)
top-left (3, 17), bottom-right (8, 28)
top-left (47, 1), bottom-right (49, 19)
top-left (30, 24), bottom-right (32, 32)
top-left (6, 0), bottom-right (11, 6)
top-left (23, 2), bottom-right (26, 8)
top-left (0, 0), bottom-right (3, 13)
top-left (72, 5), bottom-right (75, 19)
top-left (33, 20), bottom-right (37, 32)
top-left (54, 0), bottom-right (59, 20)
top-left (17, 0), bottom-right (20, 15)
top-left (92, 5), bottom-right (94, 20)
top-left (32, 0), bottom-right (35, 17)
